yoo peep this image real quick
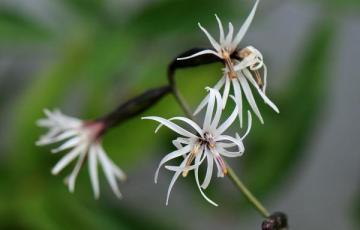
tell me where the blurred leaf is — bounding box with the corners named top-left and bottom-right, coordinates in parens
top-left (0, 10), bottom-right (50, 41)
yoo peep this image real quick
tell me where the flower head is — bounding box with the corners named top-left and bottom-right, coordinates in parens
top-left (36, 109), bottom-right (126, 199)
top-left (143, 88), bottom-right (252, 206)
top-left (177, 0), bottom-right (260, 79)
top-left (176, 0), bottom-right (279, 124)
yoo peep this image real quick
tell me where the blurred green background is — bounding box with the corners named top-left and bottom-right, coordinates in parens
top-left (0, 0), bottom-right (359, 229)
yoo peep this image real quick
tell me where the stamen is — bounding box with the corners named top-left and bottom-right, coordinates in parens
top-left (222, 51), bottom-right (237, 79)
top-left (182, 144), bottom-right (200, 177)
top-left (215, 155), bottom-right (228, 175)
top-left (253, 69), bottom-right (263, 89)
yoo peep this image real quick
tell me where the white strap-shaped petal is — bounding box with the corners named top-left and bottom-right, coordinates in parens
top-left (51, 136), bottom-right (81, 153)
top-left (232, 0), bottom-right (260, 48)
top-left (225, 22), bottom-right (234, 48)
top-left (216, 96), bottom-right (239, 135)
top-left (51, 145), bottom-right (83, 175)
top-left (154, 145), bottom-right (192, 184)
top-left (232, 78), bottom-right (243, 127)
top-left (203, 87), bottom-right (216, 130)
top-left (142, 116), bottom-right (197, 138)
top-left (194, 76), bottom-right (226, 115)
top-left (263, 63), bottom-right (268, 93)
top-left (216, 146), bottom-right (243, 157)
top-left (243, 68), bottom-right (279, 113)
top-left (166, 154), bottom-right (189, 205)
top-left (172, 137), bottom-right (191, 150)
top-left (222, 76), bottom-right (231, 109)
top-left (198, 23), bottom-right (221, 51)
top-left (241, 111), bottom-right (252, 140)
top-left (97, 145), bottom-right (122, 198)
top-left (67, 147), bottom-right (87, 193)
top-left (176, 49), bottom-right (221, 61)
top-left (216, 134), bottom-right (245, 153)
top-left (209, 88), bottom-right (223, 130)
top-left (88, 145), bottom-right (100, 199)
top-left (37, 129), bottom-right (78, 145)
top-left (155, 117), bottom-right (203, 138)
top-left (215, 14), bottom-right (225, 45)
top-left (36, 129), bottom-right (61, 145)
top-left (239, 73), bottom-right (264, 123)
top-left (201, 149), bottom-right (214, 189)
top-left (194, 153), bottom-right (218, 206)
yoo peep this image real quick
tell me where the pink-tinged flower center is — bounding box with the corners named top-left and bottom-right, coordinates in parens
top-left (83, 121), bottom-right (106, 141)
top-left (222, 50), bottom-right (237, 79)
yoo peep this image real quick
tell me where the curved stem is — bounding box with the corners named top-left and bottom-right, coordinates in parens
top-left (227, 164), bottom-right (270, 218)
top-left (172, 86), bottom-right (194, 119)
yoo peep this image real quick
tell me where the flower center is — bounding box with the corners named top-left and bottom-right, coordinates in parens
top-left (222, 50), bottom-right (237, 79)
top-left (83, 121), bottom-right (106, 141)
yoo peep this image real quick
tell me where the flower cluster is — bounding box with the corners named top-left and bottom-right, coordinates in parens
top-left (37, 109), bottom-right (126, 199)
top-left (144, 0), bottom-right (279, 205)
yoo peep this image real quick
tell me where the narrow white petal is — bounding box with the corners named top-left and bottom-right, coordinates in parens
top-left (201, 149), bottom-right (214, 189)
top-left (38, 130), bottom-right (78, 145)
top-left (51, 145), bottom-right (83, 175)
top-left (166, 156), bottom-right (188, 205)
top-left (89, 145), bottom-right (100, 199)
top-left (203, 88), bottom-right (215, 130)
top-left (241, 111), bottom-right (252, 140)
top-left (225, 22), bottom-right (234, 48)
top-left (51, 136), bottom-right (81, 153)
top-left (215, 14), bottom-right (225, 45)
top-left (177, 49), bottom-right (221, 61)
top-left (243, 68), bottom-right (279, 113)
top-left (221, 76), bottom-right (231, 109)
top-left (67, 148), bottom-right (87, 193)
top-left (156, 117), bottom-right (203, 137)
top-left (97, 145), bottom-right (126, 181)
top-left (232, 0), bottom-right (260, 47)
top-left (216, 135), bottom-right (245, 153)
top-left (239, 74), bottom-right (264, 123)
top-left (232, 79), bottom-right (243, 127)
top-left (142, 116), bottom-right (197, 138)
top-left (154, 145), bottom-right (192, 184)
top-left (216, 146), bottom-right (243, 157)
top-left (97, 147), bottom-right (122, 199)
top-left (194, 76), bottom-right (226, 116)
top-left (194, 153), bottom-right (218, 206)
top-left (210, 88), bottom-right (223, 130)
top-left (198, 23), bottom-right (221, 51)
top-left (263, 63), bottom-right (268, 93)
top-left (216, 96), bottom-right (239, 134)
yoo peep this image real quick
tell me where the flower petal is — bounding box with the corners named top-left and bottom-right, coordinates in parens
top-left (51, 145), bottom-right (83, 175)
top-left (51, 136), bottom-right (81, 153)
top-left (232, 0), bottom-right (260, 48)
top-left (194, 153), bottom-right (218, 206)
top-left (201, 149), bottom-right (214, 189)
top-left (216, 96), bottom-right (239, 134)
top-left (177, 49), bottom-right (221, 61)
top-left (198, 23), bottom-right (221, 51)
top-left (155, 117), bottom-right (203, 138)
top-left (203, 87), bottom-right (216, 130)
top-left (88, 145), bottom-right (100, 199)
top-left (221, 76), bottom-right (231, 109)
top-left (154, 145), bottom-right (192, 184)
top-left (243, 68), bottom-right (279, 113)
top-left (239, 73), bottom-right (264, 123)
top-left (232, 78), bottom-right (243, 127)
top-left (97, 146), bottom-right (122, 199)
top-left (142, 116), bottom-right (197, 138)
top-left (67, 148), bottom-right (87, 193)
top-left (215, 14), bottom-right (225, 45)
top-left (225, 22), bottom-right (234, 48)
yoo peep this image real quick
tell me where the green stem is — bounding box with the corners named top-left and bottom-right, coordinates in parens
top-left (227, 164), bottom-right (270, 218)
top-left (172, 89), bottom-right (270, 218)
top-left (171, 86), bottom-right (194, 120)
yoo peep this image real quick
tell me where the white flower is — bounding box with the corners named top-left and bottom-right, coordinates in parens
top-left (143, 88), bottom-right (252, 206)
top-left (176, 0), bottom-right (279, 124)
top-left (177, 0), bottom-right (260, 79)
top-left (36, 109), bottom-right (126, 199)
